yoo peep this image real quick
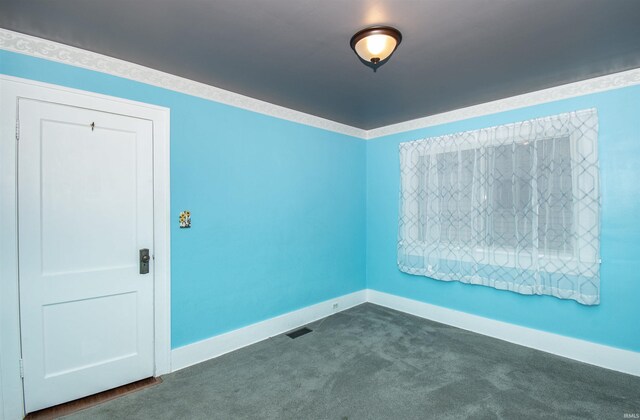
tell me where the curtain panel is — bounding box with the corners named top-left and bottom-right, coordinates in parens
top-left (398, 109), bottom-right (600, 305)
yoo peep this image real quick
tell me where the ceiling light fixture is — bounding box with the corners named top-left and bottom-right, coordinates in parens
top-left (350, 26), bottom-right (402, 72)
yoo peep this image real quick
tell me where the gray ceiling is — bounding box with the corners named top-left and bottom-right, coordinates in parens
top-left (2, 1), bottom-right (640, 130)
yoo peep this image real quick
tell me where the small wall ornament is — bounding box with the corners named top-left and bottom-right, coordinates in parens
top-left (179, 210), bottom-right (191, 228)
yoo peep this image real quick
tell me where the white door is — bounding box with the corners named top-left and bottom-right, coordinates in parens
top-left (18, 98), bottom-right (155, 413)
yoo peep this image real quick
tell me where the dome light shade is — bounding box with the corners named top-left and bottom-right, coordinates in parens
top-left (350, 26), bottom-right (402, 72)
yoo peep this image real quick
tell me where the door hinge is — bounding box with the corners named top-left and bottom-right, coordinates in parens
top-left (19, 359), bottom-right (24, 378)
top-left (16, 118), bottom-right (20, 141)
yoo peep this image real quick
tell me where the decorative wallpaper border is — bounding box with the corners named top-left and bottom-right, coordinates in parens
top-left (366, 68), bottom-right (640, 139)
top-left (0, 29), bottom-right (367, 139)
top-left (2, 28), bottom-right (640, 140)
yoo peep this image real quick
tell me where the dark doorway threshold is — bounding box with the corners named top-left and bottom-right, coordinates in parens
top-left (24, 377), bottom-right (162, 420)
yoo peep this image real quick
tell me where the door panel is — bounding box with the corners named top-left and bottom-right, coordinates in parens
top-left (18, 99), bottom-right (155, 412)
top-left (42, 292), bottom-right (138, 377)
top-left (40, 119), bottom-right (138, 274)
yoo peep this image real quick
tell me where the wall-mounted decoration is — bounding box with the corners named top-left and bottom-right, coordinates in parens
top-left (179, 210), bottom-right (191, 228)
top-left (397, 109), bottom-right (600, 305)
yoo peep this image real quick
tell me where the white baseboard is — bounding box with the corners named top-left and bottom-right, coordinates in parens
top-left (171, 288), bottom-right (639, 377)
top-left (171, 290), bottom-right (367, 371)
top-left (367, 289), bottom-right (640, 377)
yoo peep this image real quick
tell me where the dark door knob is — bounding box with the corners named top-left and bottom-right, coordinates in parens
top-left (140, 248), bottom-right (150, 274)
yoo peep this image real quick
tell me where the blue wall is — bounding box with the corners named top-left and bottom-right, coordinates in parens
top-left (0, 50), bottom-right (367, 349)
top-left (367, 85), bottom-right (640, 352)
top-left (4, 48), bottom-right (639, 354)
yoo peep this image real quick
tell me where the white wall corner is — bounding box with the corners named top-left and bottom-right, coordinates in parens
top-left (366, 289), bottom-right (640, 377)
top-left (170, 290), bottom-right (367, 372)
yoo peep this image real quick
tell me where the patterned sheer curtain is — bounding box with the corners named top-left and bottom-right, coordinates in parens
top-left (398, 109), bottom-right (600, 305)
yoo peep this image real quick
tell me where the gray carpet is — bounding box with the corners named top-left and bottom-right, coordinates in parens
top-left (64, 303), bottom-right (640, 420)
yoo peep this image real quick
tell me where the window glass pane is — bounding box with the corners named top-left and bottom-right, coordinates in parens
top-left (490, 144), bottom-right (518, 249)
top-left (537, 136), bottom-right (573, 254)
top-left (514, 142), bottom-right (534, 249)
top-left (435, 150), bottom-right (476, 247)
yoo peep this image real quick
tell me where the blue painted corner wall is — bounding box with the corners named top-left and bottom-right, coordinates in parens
top-left (0, 50), bottom-right (367, 349)
top-left (3, 48), bottom-right (640, 354)
top-left (366, 85), bottom-right (640, 352)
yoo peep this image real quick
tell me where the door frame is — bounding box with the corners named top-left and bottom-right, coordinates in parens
top-left (0, 75), bottom-right (171, 419)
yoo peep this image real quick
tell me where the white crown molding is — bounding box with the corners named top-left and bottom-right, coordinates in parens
top-left (0, 28), bottom-right (367, 139)
top-left (366, 67), bottom-right (640, 139)
top-left (3, 28), bottom-right (640, 141)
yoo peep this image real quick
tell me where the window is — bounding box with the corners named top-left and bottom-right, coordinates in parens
top-left (398, 109), bottom-right (600, 305)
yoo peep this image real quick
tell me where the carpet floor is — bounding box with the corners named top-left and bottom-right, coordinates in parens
top-left (64, 303), bottom-right (640, 419)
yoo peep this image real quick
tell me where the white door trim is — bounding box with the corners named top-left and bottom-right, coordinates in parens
top-left (0, 75), bottom-right (171, 419)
